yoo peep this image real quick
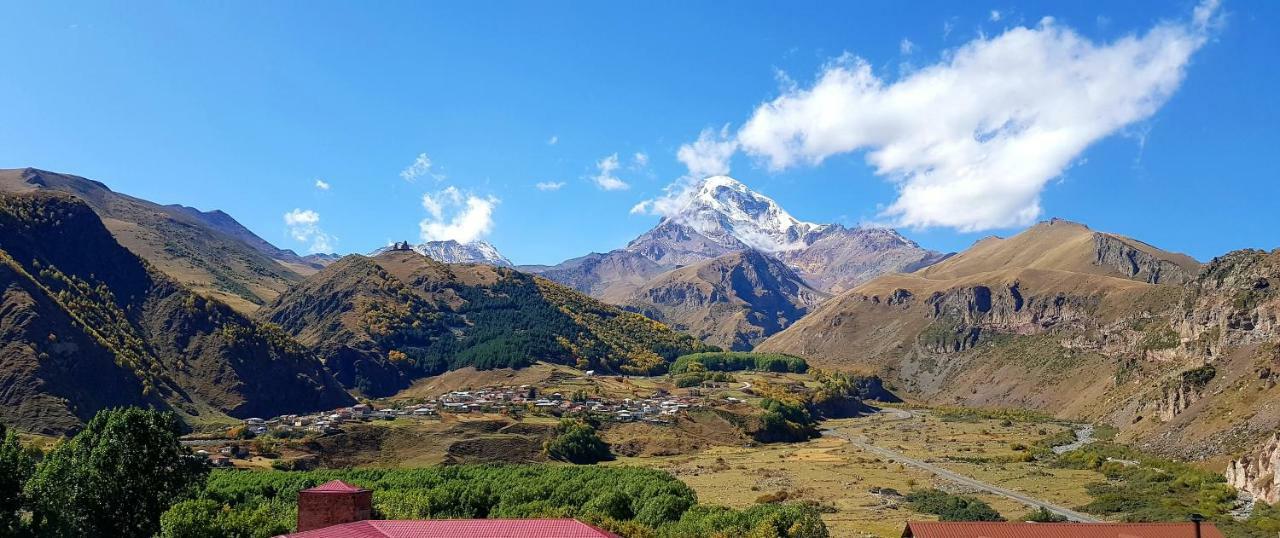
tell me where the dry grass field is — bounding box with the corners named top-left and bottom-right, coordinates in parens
top-left (612, 410), bottom-right (1101, 537)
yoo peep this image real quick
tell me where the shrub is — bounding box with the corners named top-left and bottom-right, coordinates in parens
top-left (905, 489), bottom-right (1004, 521)
top-left (544, 419), bottom-right (614, 464)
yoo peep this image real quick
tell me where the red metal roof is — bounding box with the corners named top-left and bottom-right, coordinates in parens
top-left (279, 519), bottom-right (622, 538)
top-left (302, 480), bottom-right (370, 494)
top-left (902, 521), bottom-right (1225, 538)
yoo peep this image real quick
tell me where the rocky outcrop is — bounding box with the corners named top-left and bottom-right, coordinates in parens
top-left (1179, 250), bottom-right (1280, 359)
top-left (1093, 234), bottom-right (1196, 285)
top-left (1228, 432), bottom-right (1280, 504)
top-left (1151, 365), bottom-right (1216, 421)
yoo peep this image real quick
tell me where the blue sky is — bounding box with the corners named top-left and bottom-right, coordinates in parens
top-left (1, 0), bottom-right (1276, 265)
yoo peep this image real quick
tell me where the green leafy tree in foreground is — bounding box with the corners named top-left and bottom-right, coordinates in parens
top-left (0, 423), bottom-right (38, 535)
top-left (544, 419), bottom-right (614, 464)
top-left (159, 498), bottom-right (289, 538)
top-left (25, 408), bottom-right (209, 538)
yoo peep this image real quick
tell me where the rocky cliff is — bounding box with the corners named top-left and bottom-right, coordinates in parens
top-left (1228, 432), bottom-right (1280, 504)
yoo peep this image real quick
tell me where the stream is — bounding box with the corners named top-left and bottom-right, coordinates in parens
top-left (1051, 424), bottom-right (1095, 454)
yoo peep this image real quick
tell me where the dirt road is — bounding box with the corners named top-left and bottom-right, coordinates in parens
top-left (824, 410), bottom-right (1101, 523)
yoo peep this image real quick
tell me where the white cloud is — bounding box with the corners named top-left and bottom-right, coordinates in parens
top-left (990, 10), bottom-right (1002, 22)
top-left (627, 177), bottom-right (705, 219)
top-left (593, 153), bottom-right (629, 191)
top-left (627, 126), bottom-right (741, 219)
top-left (728, 1), bottom-right (1216, 232)
top-left (314, 179), bottom-right (330, 191)
top-left (548, 135), bottom-right (559, 145)
top-left (400, 152), bottom-right (443, 182)
top-left (632, 152), bottom-right (650, 168)
top-left (418, 186), bottom-right (497, 243)
top-left (677, 125), bottom-right (737, 179)
top-left (536, 181), bottom-right (566, 191)
top-left (283, 208), bottom-right (335, 253)
top-left (900, 39), bottom-right (915, 55)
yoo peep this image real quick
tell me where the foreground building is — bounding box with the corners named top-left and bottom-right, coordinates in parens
top-left (902, 521), bottom-right (1224, 538)
top-left (279, 480), bottom-right (620, 538)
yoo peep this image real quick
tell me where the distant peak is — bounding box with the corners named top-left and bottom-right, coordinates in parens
top-left (670, 175), bottom-right (824, 253)
top-left (413, 239), bottom-right (512, 267)
top-left (695, 175), bottom-right (748, 192)
top-left (1039, 217), bottom-right (1090, 230)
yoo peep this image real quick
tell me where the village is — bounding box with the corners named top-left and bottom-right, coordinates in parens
top-left (186, 381), bottom-right (715, 467)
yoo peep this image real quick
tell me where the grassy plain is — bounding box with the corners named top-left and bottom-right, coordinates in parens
top-left (612, 410), bottom-right (1100, 537)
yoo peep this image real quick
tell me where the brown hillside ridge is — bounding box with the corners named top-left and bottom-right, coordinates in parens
top-left (0, 168), bottom-right (325, 312)
top-left (259, 249), bottom-right (710, 398)
top-left (761, 219), bottom-right (1280, 465)
top-left (621, 250), bottom-right (827, 351)
top-left (0, 191), bottom-right (352, 434)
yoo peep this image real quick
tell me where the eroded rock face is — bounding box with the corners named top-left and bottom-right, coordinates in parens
top-left (1093, 234), bottom-right (1196, 285)
top-left (1150, 366), bottom-right (1215, 421)
top-left (1228, 432), bottom-right (1280, 504)
top-left (1180, 250), bottom-right (1280, 358)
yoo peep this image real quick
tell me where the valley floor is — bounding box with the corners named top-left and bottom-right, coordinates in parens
top-left (612, 409), bottom-right (1099, 537)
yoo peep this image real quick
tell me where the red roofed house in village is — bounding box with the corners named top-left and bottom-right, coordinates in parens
top-left (279, 480), bottom-right (621, 538)
top-left (901, 521), bottom-right (1225, 538)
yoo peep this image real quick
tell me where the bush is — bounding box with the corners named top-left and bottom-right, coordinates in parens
top-left (905, 489), bottom-right (1004, 521)
top-left (660, 503), bottom-right (828, 538)
top-left (544, 419), bottom-right (614, 464)
top-left (1055, 443), bottom-right (1238, 523)
top-left (1021, 506), bottom-right (1067, 522)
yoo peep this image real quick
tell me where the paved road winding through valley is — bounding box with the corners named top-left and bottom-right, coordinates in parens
top-left (824, 409), bottom-right (1101, 523)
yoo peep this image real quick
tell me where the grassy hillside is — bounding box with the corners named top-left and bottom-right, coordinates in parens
top-left (0, 168), bottom-right (306, 312)
top-left (0, 191), bottom-right (352, 434)
top-left (260, 250), bottom-right (711, 396)
top-left (756, 219), bottom-right (1280, 462)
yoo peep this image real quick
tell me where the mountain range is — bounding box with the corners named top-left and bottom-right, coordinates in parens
top-left (524, 175), bottom-right (947, 348)
top-left (758, 218), bottom-right (1280, 486)
top-left (0, 168), bottom-right (318, 313)
top-left (0, 190), bottom-right (352, 434)
top-left (5, 165), bottom-right (1280, 497)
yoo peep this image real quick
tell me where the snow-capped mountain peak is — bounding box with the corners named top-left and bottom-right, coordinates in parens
top-left (413, 239), bottom-right (513, 267)
top-left (672, 175), bottom-right (825, 252)
top-left (371, 239), bottom-right (512, 267)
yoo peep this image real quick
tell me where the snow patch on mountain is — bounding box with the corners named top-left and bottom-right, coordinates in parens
top-left (665, 175), bottom-right (826, 253)
top-left (414, 240), bottom-right (512, 266)
top-left (371, 239), bottom-right (512, 267)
